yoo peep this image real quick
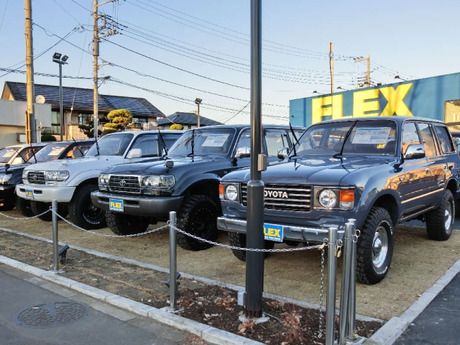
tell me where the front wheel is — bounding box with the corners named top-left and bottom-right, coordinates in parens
top-left (68, 184), bottom-right (105, 229)
top-left (228, 232), bottom-right (275, 261)
top-left (106, 212), bottom-right (149, 235)
top-left (426, 189), bottom-right (454, 241)
top-left (16, 196), bottom-right (33, 217)
top-left (177, 195), bottom-right (219, 251)
top-left (357, 207), bottom-right (394, 285)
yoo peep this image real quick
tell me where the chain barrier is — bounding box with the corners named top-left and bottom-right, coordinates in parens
top-left (52, 210), bottom-right (169, 238)
top-left (317, 244), bottom-right (326, 338)
top-left (0, 208), bottom-right (51, 220)
top-left (171, 224), bottom-right (326, 253)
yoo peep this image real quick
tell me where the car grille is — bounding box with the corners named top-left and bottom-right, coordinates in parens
top-left (241, 183), bottom-right (312, 212)
top-left (27, 171), bottom-right (45, 185)
top-left (108, 175), bottom-right (141, 194)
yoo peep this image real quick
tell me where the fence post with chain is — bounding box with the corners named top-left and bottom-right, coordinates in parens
top-left (51, 200), bottom-right (59, 272)
top-left (325, 225), bottom-right (339, 345)
top-left (168, 211), bottom-right (178, 310)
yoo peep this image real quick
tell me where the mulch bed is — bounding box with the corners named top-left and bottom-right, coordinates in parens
top-left (0, 230), bottom-right (382, 344)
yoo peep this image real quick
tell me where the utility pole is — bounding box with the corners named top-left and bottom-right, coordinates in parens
top-left (245, 0), bottom-right (266, 319)
top-left (329, 42), bottom-right (334, 96)
top-left (24, 0), bottom-right (36, 143)
top-left (354, 55), bottom-right (371, 87)
top-left (92, 0), bottom-right (99, 140)
top-left (194, 98), bottom-right (202, 128)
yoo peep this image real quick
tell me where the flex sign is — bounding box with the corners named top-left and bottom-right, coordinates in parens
top-left (312, 83), bottom-right (413, 124)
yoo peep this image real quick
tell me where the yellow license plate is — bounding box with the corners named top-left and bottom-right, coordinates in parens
top-left (263, 223), bottom-right (284, 242)
top-left (109, 198), bottom-right (124, 212)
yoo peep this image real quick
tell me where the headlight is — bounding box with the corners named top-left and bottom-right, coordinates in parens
top-left (142, 175), bottom-right (175, 194)
top-left (315, 187), bottom-right (355, 210)
top-left (224, 184), bottom-right (239, 201)
top-left (99, 174), bottom-right (110, 190)
top-left (44, 170), bottom-right (69, 181)
top-left (318, 189), bottom-right (337, 208)
top-left (0, 174), bottom-right (12, 184)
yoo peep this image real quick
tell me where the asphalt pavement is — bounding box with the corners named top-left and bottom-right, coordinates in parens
top-left (394, 272), bottom-right (460, 345)
top-left (0, 264), bottom-right (196, 345)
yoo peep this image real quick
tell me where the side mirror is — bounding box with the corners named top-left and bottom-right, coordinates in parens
top-left (126, 148), bottom-right (142, 159)
top-left (277, 147), bottom-right (289, 160)
top-left (235, 147), bottom-right (250, 159)
top-left (404, 144), bottom-right (425, 160)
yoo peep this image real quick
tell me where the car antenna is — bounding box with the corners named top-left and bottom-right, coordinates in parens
top-left (189, 129), bottom-right (195, 162)
top-left (157, 129), bottom-right (168, 158)
top-left (288, 123), bottom-right (298, 158)
top-left (94, 133), bottom-right (100, 156)
top-left (71, 137), bottom-right (85, 156)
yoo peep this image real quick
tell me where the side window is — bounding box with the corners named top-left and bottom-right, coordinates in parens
top-left (130, 135), bottom-right (159, 157)
top-left (417, 123), bottom-right (437, 158)
top-left (402, 122), bottom-right (421, 154)
top-left (265, 130), bottom-right (290, 157)
top-left (235, 129), bottom-right (251, 157)
top-left (163, 135), bottom-right (181, 151)
top-left (434, 125), bottom-right (455, 154)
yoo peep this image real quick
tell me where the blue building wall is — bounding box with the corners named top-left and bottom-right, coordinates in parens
top-left (290, 72), bottom-right (460, 127)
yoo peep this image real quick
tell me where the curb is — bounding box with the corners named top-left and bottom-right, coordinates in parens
top-left (363, 259), bottom-right (460, 345)
top-left (0, 255), bottom-right (263, 345)
top-left (0, 226), bottom-right (383, 324)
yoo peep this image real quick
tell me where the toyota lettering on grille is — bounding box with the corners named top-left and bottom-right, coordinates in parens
top-left (119, 179), bottom-right (127, 187)
top-left (264, 189), bottom-right (288, 199)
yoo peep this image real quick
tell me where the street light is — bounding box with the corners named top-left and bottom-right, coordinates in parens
top-left (194, 97), bottom-right (202, 128)
top-left (52, 52), bottom-right (69, 141)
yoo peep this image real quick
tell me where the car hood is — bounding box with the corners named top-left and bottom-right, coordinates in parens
top-left (24, 155), bottom-right (126, 172)
top-left (223, 155), bottom-right (396, 185)
top-left (104, 155), bottom-right (227, 175)
top-left (0, 163), bottom-right (29, 174)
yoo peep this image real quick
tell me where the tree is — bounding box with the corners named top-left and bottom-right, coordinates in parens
top-left (102, 109), bottom-right (133, 135)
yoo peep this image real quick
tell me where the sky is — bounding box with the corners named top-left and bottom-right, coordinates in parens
top-left (0, 0), bottom-right (459, 125)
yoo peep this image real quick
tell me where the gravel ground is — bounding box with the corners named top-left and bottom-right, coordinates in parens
top-left (0, 209), bottom-right (459, 321)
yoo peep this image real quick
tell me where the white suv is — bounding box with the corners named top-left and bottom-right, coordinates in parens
top-left (16, 130), bottom-right (182, 229)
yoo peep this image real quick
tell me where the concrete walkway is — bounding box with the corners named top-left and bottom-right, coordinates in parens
top-left (394, 272), bottom-right (460, 345)
top-left (0, 264), bottom-right (198, 345)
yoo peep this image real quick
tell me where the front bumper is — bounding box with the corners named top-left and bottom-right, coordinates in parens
top-left (16, 184), bottom-right (75, 203)
top-left (91, 191), bottom-right (183, 218)
top-left (217, 217), bottom-right (345, 242)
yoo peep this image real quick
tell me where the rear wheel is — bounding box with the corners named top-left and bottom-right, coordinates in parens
top-left (177, 195), bottom-right (219, 251)
top-left (357, 207), bottom-right (394, 284)
top-left (106, 212), bottom-right (149, 235)
top-left (426, 189), bottom-right (454, 241)
top-left (68, 184), bottom-right (105, 229)
top-left (228, 232), bottom-right (275, 261)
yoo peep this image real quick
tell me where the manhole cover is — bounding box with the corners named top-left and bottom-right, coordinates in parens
top-left (17, 302), bottom-right (86, 327)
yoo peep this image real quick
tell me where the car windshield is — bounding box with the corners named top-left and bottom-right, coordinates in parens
top-left (295, 120), bottom-right (397, 158)
top-left (168, 128), bottom-right (235, 157)
top-left (86, 133), bottom-right (134, 156)
top-left (0, 147), bottom-right (20, 163)
top-left (32, 142), bottom-right (68, 162)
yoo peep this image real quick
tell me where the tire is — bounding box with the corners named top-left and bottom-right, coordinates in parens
top-left (15, 196), bottom-right (34, 217)
top-left (30, 201), bottom-right (52, 221)
top-left (177, 195), bottom-right (219, 251)
top-left (106, 212), bottom-right (149, 235)
top-left (426, 189), bottom-right (454, 241)
top-left (68, 184), bottom-right (106, 229)
top-left (357, 207), bottom-right (394, 285)
top-left (228, 232), bottom-right (275, 261)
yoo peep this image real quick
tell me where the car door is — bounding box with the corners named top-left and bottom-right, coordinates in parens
top-left (433, 124), bottom-right (460, 194)
top-left (398, 121), bottom-right (431, 215)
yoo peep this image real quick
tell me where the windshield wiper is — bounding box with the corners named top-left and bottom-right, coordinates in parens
top-left (29, 144), bottom-right (37, 163)
top-left (288, 123), bottom-right (299, 159)
top-left (333, 121), bottom-right (357, 159)
top-left (71, 137), bottom-right (84, 157)
top-left (186, 129), bottom-right (195, 161)
top-left (157, 129), bottom-right (168, 158)
top-left (94, 134), bottom-right (100, 156)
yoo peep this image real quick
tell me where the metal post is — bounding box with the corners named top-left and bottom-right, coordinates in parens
top-left (59, 63), bottom-right (64, 141)
top-left (245, 0), bottom-right (265, 319)
top-left (326, 226), bottom-right (338, 345)
top-left (24, 0), bottom-right (36, 143)
top-left (339, 219), bottom-right (354, 344)
top-left (347, 219), bottom-right (357, 339)
top-left (51, 200), bottom-right (59, 272)
top-left (92, 0), bottom-right (99, 140)
top-left (169, 211), bottom-right (177, 310)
